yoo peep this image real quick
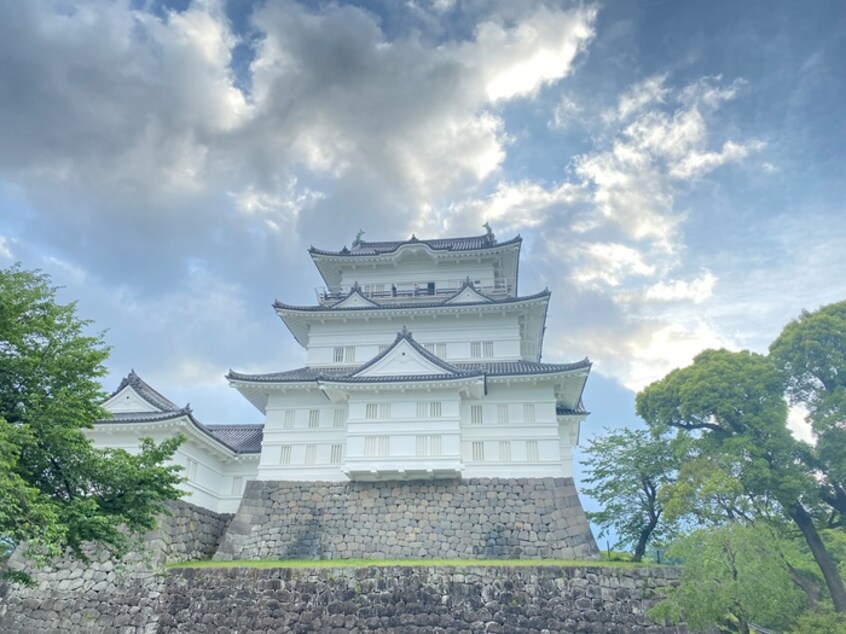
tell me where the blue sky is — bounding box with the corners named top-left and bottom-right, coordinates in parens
top-left (1, 0), bottom-right (844, 540)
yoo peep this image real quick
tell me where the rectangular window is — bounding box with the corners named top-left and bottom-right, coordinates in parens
top-left (365, 435), bottom-right (390, 457)
top-left (497, 404), bottom-right (509, 425)
top-left (308, 409), bottom-right (320, 428)
top-left (186, 458), bottom-right (198, 480)
top-left (472, 441), bottom-right (485, 462)
top-left (279, 445), bottom-right (292, 465)
top-left (283, 410), bottom-right (295, 430)
top-left (416, 401), bottom-right (442, 418)
top-left (379, 403), bottom-right (391, 419)
top-left (333, 408), bottom-right (345, 428)
top-left (499, 441), bottom-right (511, 462)
top-left (378, 344), bottom-right (390, 354)
top-left (523, 404), bottom-right (536, 424)
top-left (231, 476), bottom-right (243, 495)
top-left (471, 341), bottom-right (494, 358)
top-left (330, 444), bottom-right (342, 464)
top-left (470, 404), bottom-right (483, 425)
top-left (435, 343), bottom-right (447, 358)
top-left (305, 444), bottom-right (317, 465)
top-left (415, 435), bottom-right (442, 457)
top-left (526, 440), bottom-right (539, 462)
top-left (366, 403), bottom-right (378, 419)
top-left (333, 346), bottom-right (356, 363)
top-left (423, 342), bottom-right (435, 353)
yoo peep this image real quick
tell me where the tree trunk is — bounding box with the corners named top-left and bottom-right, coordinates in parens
top-left (788, 502), bottom-right (846, 612)
top-left (632, 516), bottom-right (658, 562)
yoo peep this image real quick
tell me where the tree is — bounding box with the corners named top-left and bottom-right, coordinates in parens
top-left (636, 348), bottom-right (846, 612)
top-left (651, 523), bottom-right (807, 634)
top-left (770, 300), bottom-right (846, 517)
top-left (0, 264), bottom-right (184, 581)
top-left (581, 427), bottom-right (680, 561)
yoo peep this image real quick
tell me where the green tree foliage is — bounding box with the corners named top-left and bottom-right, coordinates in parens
top-left (637, 347), bottom-right (846, 612)
top-left (770, 300), bottom-right (846, 517)
top-left (0, 264), bottom-right (184, 580)
top-left (651, 523), bottom-right (807, 634)
top-left (581, 428), bottom-right (680, 561)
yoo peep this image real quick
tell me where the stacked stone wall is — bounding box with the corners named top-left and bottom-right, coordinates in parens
top-left (0, 500), bottom-right (231, 634)
top-left (215, 477), bottom-right (597, 561)
top-left (159, 565), bottom-right (684, 633)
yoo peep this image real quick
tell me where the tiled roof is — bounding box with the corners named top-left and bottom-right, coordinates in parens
top-left (108, 370), bottom-right (183, 412)
top-left (228, 356), bottom-right (590, 384)
top-left (105, 410), bottom-right (191, 423)
top-left (273, 289), bottom-right (550, 313)
top-left (309, 233), bottom-right (521, 257)
top-left (556, 402), bottom-right (589, 416)
top-left (203, 424), bottom-right (264, 454)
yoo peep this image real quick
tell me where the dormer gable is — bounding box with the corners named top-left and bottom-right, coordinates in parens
top-left (101, 370), bottom-right (183, 414)
top-left (351, 327), bottom-right (467, 378)
top-left (332, 287), bottom-right (379, 309)
top-left (444, 280), bottom-right (494, 305)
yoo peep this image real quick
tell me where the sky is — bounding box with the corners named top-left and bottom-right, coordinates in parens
top-left (1, 0), bottom-right (845, 539)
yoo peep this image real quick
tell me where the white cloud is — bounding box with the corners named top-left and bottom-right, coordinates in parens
top-left (642, 270), bottom-right (716, 303)
top-left (571, 242), bottom-right (656, 288)
top-left (787, 404), bottom-right (814, 444)
top-left (0, 235), bottom-right (13, 260)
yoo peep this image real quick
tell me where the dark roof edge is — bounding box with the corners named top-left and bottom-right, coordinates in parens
top-left (349, 326), bottom-right (471, 378)
top-left (106, 370), bottom-right (183, 412)
top-left (308, 234), bottom-right (522, 258)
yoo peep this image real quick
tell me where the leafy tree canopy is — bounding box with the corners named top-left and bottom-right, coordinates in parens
top-left (581, 427), bottom-right (681, 561)
top-left (0, 264), bottom-right (184, 580)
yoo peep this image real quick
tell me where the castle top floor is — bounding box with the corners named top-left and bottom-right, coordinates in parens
top-left (308, 228), bottom-right (522, 307)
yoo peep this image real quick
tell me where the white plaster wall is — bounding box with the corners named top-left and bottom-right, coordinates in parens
top-left (87, 426), bottom-right (258, 513)
top-left (337, 257), bottom-right (497, 294)
top-left (305, 314), bottom-right (523, 366)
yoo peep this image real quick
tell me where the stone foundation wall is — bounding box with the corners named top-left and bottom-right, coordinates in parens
top-left (215, 478), bottom-right (598, 561)
top-left (0, 501), bottom-right (231, 634)
top-left (159, 565), bottom-right (684, 633)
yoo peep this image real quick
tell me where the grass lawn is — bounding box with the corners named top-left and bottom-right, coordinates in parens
top-left (166, 558), bottom-right (650, 570)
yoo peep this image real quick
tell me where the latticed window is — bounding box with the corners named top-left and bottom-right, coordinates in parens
top-left (279, 445), bottom-right (292, 465)
top-left (305, 444), bottom-right (317, 465)
top-left (308, 409), bottom-right (320, 428)
top-left (378, 344), bottom-right (390, 354)
top-left (523, 404), bottom-right (536, 424)
top-left (417, 401), bottom-right (442, 418)
top-left (471, 341), bottom-right (494, 358)
top-left (472, 441), bottom-right (485, 462)
top-left (526, 440), bottom-right (539, 462)
top-left (333, 408), bottom-right (345, 428)
top-left (470, 404), bottom-right (483, 425)
top-left (497, 404), bottom-right (509, 424)
top-left (415, 435), bottom-right (442, 457)
top-left (231, 476), bottom-right (243, 495)
top-left (499, 441), bottom-right (511, 462)
top-left (283, 410), bottom-right (295, 430)
top-left (333, 346), bottom-right (356, 363)
top-left (364, 435), bottom-right (390, 457)
top-left (366, 403), bottom-right (378, 419)
top-left (330, 444), bottom-right (343, 464)
top-left (187, 458), bottom-right (198, 479)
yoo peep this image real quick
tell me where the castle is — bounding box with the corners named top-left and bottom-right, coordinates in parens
top-left (90, 228), bottom-right (597, 560)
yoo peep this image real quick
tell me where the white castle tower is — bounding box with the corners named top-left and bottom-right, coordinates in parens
top-left (229, 227), bottom-right (591, 482)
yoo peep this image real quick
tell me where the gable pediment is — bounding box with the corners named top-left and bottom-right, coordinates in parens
top-left (102, 385), bottom-right (162, 414)
top-left (333, 290), bottom-right (379, 308)
top-left (444, 286), bottom-right (492, 304)
top-left (352, 338), bottom-right (457, 378)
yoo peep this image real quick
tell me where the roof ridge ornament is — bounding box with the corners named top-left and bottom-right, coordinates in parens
top-left (483, 221), bottom-right (495, 243)
top-left (353, 229), bottom-right (365, 247)
top-left (409, 234), bottom-right (418, 243)
top-left (399, 325), bottom-right (412, 339)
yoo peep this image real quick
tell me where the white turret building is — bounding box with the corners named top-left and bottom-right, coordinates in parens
top-left (90, 228), bottom-right (592, 517)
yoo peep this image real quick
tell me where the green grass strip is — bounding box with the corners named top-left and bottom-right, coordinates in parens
top-left (166, 558), bottom-right (649, 570)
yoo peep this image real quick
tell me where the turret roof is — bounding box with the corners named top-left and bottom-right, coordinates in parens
top-left (309, 232), bottom-right (520, 257)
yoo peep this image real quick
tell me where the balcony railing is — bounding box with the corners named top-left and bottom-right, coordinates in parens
top-left (316, 279), bottom-right (514, 307)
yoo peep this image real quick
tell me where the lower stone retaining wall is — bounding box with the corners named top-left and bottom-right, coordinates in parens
top-left (215, 478), bottom-right (598, 561)
top-left (3, 564), bottom-right (685, 633)
top-left (0, 501), bottom-right (231, 634)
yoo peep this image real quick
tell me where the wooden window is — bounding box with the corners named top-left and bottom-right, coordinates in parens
top-left (417, 401), bottom-right (442, 418)
top-left (416, 435), bottom-right (442, 457)
top-left (333, 346), bottom-right (356, 363)
top-left (279, 445), bottom-right (291, 465)
top-left (333, 346), bottom-right (344, 363)
top-left (470, 404), bottom-right (483, 425)
top-left (345, 346), bottom-right (355, 362)
top-left (365, 435), bottom-right (390, 457)
top-left (497, 404), bottom-right (509, 424)
top-left (366, 403), bottom-right (378, 419)
top-left (305, 444), bottom-right (317, 465)
top-left (499, 441), bottom-right (511, 462)
top-left (523, 404), bottom-right (536, 424)
top-left (330, 444), bottom-right (342, 464)
top-left (283, 410), bottom-right (295, 430)
top-left (471, 341), bottom-right (494, 358)
top-left (472, 441), bottom-right (485, 462)
top-left (526, 440), bottom-right (539, 462)
top-left (308, 409), bottom-right (320, 428)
